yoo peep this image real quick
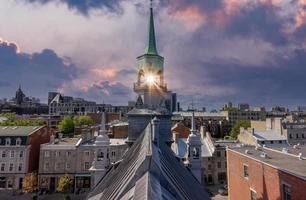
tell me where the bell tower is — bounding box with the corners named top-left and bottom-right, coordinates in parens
top-left (134, 0), bottom-right (168, 111)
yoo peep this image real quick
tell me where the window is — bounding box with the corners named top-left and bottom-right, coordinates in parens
top-left (243, 164), bottom-right (249, 178)
top-left (84, 162), bottom-right (90, 170)
top-left (16, 138), bottom-right (21, 146)
top-left (279, 140), bottom-right (283, 144)
top-left (84, 151), bottom-right (90, 157)
top-left (270, 141), bottom-right (274, 144)
top-left (218, 172), bottom-right (227, 182)
top-left (1, 163), bottom-right (5, 171)
top-left (111, 151), bottom-right (116, 157)
top-left (55, 151), bottom-right (61, 157)
top-left (44, 151), bottom-right (50, 158)
top-left (225, 161), bottom-right (227, 168)
top-left (224, 151), bottom-right (227, 157)
top-left (10, 151), bottom-right (14, 158)
top-left (9, 163), bottom-right (13, 171)
top-left (55, 162), bottom-right (60, 170)
top-left (5, 138), bottom-right (11, 146)
top-left (296, 134), bottom-right (299, 139)
top-left (66, 151), bottom-right (71, 157)
top-left (302, 134), bottom-right (305, 138)
top-left (217, 162), bottom-right (221, 168)
top-left (217, 151), bottom-right (221, 157)
top-left (282, 184), bottom-right (291, 200)
top-left (18, 163), bottom-right (22, 171)
top-left (19, 151), bottom-right (23, 158)
top-left (208, 164), bottom-right (212, 170)
top-left (66, 163), bottom-right (70, 170)
top-left (250, 189), bottom-right (256, 200)
top-left (2, 151), bottom-right (6, 158)
top-left (289, 134), bottom-right (292, 139)
top-left (44, 162), bottom-right (49, 170)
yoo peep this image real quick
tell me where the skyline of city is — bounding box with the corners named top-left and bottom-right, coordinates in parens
top-left (1, 0), bottom-right (306, 109)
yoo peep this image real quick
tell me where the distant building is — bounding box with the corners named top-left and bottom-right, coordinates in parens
top-left (172, 111), bottom-right (230, 138)
top-left (227, 145), bottom-right (306, 200)
top-left (221, 110), bottom-right (266, 126)
top-left (48, 92), bottom-right (132, 116)
top-left (38, 125), bottom-right (127, 192)
top-left (238, 103), bottom-right (250, 111)
top-left (0, 126), bottom-right (52, 189)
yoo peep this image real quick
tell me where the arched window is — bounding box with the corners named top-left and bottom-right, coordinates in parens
top-left (138, 70), bottom-right (145, 84)
top-left (16, 138), bottom-right (21, 146)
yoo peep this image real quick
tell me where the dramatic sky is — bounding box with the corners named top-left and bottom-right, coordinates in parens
top-left (1, 0), bottom-right (306, 109)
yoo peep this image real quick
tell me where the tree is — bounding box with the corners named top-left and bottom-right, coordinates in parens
top-left (57, 174), bottom-right (72, 200)
top-left (23, 173), bottom-right (38, 199)
top-left (74, 115), bottom-right (94, 127)
top-left (230, 120), bottom-right (251, 139)
top-left (58, 116), bottom-right (75, 135)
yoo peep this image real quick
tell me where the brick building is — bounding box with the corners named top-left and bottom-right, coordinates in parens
top-left (227, 145), bottom-right (306, 200)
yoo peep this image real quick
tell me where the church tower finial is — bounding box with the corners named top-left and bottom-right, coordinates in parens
top-left (144, 0), bottom-right (158, 55)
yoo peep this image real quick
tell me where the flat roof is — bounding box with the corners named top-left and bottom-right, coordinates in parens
top-left (253, 129), bottom-right (287, 141)
top-left (0, 126), bottom-right (45, 136)
top-left (229, 145), bottom-right (306, 179)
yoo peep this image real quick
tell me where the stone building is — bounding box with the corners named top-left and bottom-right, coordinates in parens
top-left (0, 126), bottom-right (52, 189)
top-left (38, 124), bottom-right (128, 192)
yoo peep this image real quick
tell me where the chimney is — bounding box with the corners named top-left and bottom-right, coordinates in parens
top-left (152, 117), bottom-right (160, 147)
top-left (50, 134), bottom-right (55, 144)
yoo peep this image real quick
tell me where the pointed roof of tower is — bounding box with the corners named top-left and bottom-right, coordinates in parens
top-left (144, 0), bottom-right (158, 55)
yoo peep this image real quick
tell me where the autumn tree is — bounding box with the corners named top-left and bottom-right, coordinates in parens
top-left (57, 174), bottom-right (72, 200)
top-left (23, 173), bottom-right (38, 199)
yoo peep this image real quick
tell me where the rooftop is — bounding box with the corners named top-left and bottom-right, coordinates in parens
top-left (229, 145), bottom-right (306, 179)
top-left (253, 129), bottom-right (287, 141)
top-left (0, 126), bottom-right (45, 136)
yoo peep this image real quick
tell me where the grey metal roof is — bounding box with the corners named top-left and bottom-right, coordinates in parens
top-left (87, 124), bottom-right (210, 200)
top-left (253, 129), bottom-right (287, 141)
top-left (0, 126), bottom-right (45, 136)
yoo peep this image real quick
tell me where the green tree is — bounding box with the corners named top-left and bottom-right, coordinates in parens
top-left (57, 174), bottom-right (72, 200)
top-left (74, 115), bottom-right (94, 127)
top-left (230, 120), bottom-right (251, 139)
top-left (58, 116), bottom-right (75, 135)
top-left (23, 173), bottom-right (38, 199)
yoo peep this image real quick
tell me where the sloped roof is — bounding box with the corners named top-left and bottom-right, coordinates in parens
top-left (88, 124), bottom-right (210, 200)
top-left (0, 126), bottom-right (45, 136)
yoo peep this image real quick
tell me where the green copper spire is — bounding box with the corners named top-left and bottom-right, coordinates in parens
top-left (144, 0), bottom-right (158, 55)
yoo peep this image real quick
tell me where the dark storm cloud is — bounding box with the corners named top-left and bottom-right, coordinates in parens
top-left (0, 40), bottom-right (78, 101)
top-left (225, 4), bottom-right (289, 46)
top-left (77, 80), bottom-right (133, 105)
top-left (21, 0), bottom-right (122, 15)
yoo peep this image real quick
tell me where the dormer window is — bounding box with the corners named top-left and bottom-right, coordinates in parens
top-left (16, 138), bottom-right (21, 146)
top-left (5, 138), bottom-right (11, 146)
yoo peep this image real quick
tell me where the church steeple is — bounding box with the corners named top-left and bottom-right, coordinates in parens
top-left (144, 0), bottom-right (158, 55)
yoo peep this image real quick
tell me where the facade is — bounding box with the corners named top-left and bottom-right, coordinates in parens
top-left (38, 129), bottom-right (128, 192)
top-left (0, 126), bottom-right (52, 189)
top-left (221, 110), bottom-right (266, 126)
top-left (227, 145), bottom-right (306, 200)
top-left (48, 92), bottom-right (132, 116)
top-left (172, 111), bottom-right (230, 138)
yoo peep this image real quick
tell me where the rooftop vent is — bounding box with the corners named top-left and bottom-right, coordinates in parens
top-left (12, 126), bottom-right (18, 130)
top-left (2, 127), bottom-right (8, 130)
top-left (298, 153), bottom-right (303, 160)
top-left (245, 150), bottom-right (249, 154)
top-left (282, 148), bottom-right (289, 153)
top-left (260, 152), bottom-right (267, 158)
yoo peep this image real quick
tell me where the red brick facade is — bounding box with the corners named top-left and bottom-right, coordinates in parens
top-left (27, 126), bottom-right (53, 172)
top-left (227, 149), bottom-right (306, 200)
